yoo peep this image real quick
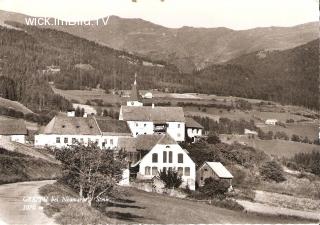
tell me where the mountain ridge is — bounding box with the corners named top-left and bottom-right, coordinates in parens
top-left (0, 10), bottom-right (317, 72)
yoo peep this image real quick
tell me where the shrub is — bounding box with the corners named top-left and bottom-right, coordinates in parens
top-left (199, 178), bottom-right (230, 199)
top-left (207, 133), bottom-right (221, 144)
top-left (159, 168), bottom-right (183, 189)
top-left (209, 198), bottom-right (244, 211)
top-left (259, 161), bottom-right (286, 183)
top-left (291, 134), bottom-right (301, 142)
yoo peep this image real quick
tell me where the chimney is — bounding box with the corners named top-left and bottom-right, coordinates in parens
top-left (152, 103), bottom-right (155, 108)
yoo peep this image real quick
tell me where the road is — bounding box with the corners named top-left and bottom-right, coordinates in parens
top-left (0, 180), bottom-right (56, 225)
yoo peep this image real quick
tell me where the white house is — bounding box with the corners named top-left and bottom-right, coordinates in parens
top-left (132, 134), bottom-right (196, 190)
top-left (185, 117), bottom-right (204, 142)
top-left (265, 119), bottom-right (278, 125)
top-left (0, 119), bottom-right (27, 144)
top-left (34, 115), bottom-right (131, 149)
top-left (196, 162), bottom-right (233, 188)
top-left (119, 105), bottom-right (186, 142)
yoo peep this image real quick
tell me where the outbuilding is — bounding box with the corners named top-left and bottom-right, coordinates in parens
top-left (196, 162), bottom-right (233, 187)
top-left (0, 119), bottom-right (27, 144)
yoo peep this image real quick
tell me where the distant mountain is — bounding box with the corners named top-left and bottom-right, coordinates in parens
top-left (195, 39), bottom-right (319, 109)
top-left (0, 10), bottom-right (317, 72)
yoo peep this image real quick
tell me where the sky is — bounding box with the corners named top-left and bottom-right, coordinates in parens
top-left (0, 0), bottom-right (318, 29)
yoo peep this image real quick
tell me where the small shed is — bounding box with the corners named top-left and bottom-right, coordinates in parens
top-left (196, 162), bottom-right (233, 187)
top-left (265, 119), bottom-right (278, 125)
top-left (0, 119), bottom-right (27, 144)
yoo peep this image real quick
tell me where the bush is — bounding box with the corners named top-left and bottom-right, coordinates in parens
top-left (199, 178), bottom-right (230, 199)
top-left (207, 133), bottom-right (221, 144)
top-left (159, 168), bottom-right (183, 189)
top-left (259, 161), bottom-right (286, 183)
top-left (209, 198), bottom-right (244, 211)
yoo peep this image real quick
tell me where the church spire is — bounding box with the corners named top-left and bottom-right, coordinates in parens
top-left (127, 72), bottom-right (143, 106)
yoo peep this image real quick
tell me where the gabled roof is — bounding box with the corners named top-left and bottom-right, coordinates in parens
top-left (135, 133), bottom-right (177, 151)
top-left (95, 117), bottom-right (131, 136)
top-left (186, 117), bottom-right (204, 129)
top-left (120, 106), bottom-right (185, 123)
top-left (118, 137), bottom-right (137, 152)
top-left (202, 162), bottom-right (233, 179)
top-left (0, 119), bottom-right (27, 135)
top-left (43, 115), bottom-right (101, 135)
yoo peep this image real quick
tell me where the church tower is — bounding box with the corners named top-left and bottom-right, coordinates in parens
top-left (127, 73), bottom-right (143, 107)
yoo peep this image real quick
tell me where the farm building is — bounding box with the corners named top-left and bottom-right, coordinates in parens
top-left (244, 129), bottom-right (258, 138)
top-left (119, 74), bottom-right (203, 142)
top-left (34, 115), bottom-right (131, 149)
top-left (185, 117), bottom-right (204, 142)
top-left (119, 133), bottom-right (196, 190)
top-left (196, 162), bottom-right (233, 187)
top-left (265, 119), bottom-right (278, 125)
top-left (0, 119), bottom-right (27, 144)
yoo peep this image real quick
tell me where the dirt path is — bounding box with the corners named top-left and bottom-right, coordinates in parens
top-left (0, 180), bottom-right (56, 225)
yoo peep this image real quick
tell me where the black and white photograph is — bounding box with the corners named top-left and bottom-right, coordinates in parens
top-left (0, 0), bottom-right (319, 224)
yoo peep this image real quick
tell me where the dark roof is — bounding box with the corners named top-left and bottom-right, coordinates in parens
top-left (120, 106), bottom-right (185, 122)
top-left (135, 133), bottom-right (177, 151)
top-left (186, 117), bottom-right (204, 129)
top-left (118, 137), bottom-right (137, 152)
top-left (0, 119), bottom-right (27, 135)
top-left (43, 115), bottom-right (101, 135)
top-left (95, 117), bottom-right (131, 136)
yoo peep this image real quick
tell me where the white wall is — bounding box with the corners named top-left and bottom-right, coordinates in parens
top-left (10, 135), bottom-right (26, 144)
top-left (167, 122), bottom-right (185, 142)
top-left (187, 128), bottom-right (202, 138)
top-left (127, 121), bottom-right (185, 141)
top-left (138, 143), bottom-right (196, 190)
top-left (127, 121), bottom-right (154, 137)
top-left (34, 134), bottom-right (122, 149)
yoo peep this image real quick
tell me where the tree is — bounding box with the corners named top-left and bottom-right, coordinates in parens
top-left (259, 161), bottom-right (286, 183)
top-left (291, 134), bottom-right (301, 142)
top-left (55, 143), bottom-right (126, 206)
top-left (159, 168), bottom-right (183, 189)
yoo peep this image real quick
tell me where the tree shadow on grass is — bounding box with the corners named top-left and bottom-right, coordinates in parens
top-left (105, 201), bottom-right (145, 209)
top-left (105, 211), bottom-right (146, 222)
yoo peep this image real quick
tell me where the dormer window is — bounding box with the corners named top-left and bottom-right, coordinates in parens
top-left (76, 125), bottom-right (80, 128)
top-left (89, 126), bottom-right (93, 129)
top-left (62, 125), bottom-right (65, 128)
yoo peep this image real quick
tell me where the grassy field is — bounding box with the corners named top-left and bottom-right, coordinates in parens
top-left (0, 97), bottom-right (33, 114)
top-left (39, 183), bottom-right (313, 224)
top-left (220, 135), bottom-right (319, 158)
top-left (52, 86), bottom-right (122, 105)
top-left (260, 123), bottom-right (318, 140)
top-left (0, 147), bottom-right (61, 184)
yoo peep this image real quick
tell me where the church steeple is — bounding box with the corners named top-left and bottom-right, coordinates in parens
top-left (127, 73), bottom-right (143, 106)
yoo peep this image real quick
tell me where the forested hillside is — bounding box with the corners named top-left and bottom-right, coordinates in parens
top-left (0, 22), bottom-right (318, 111)
top-left (194, 39), bottom-right (319, 109)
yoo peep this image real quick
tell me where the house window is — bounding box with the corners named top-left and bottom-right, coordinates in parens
top-left (110, 139), bottom-right (113, 145)
top-left (177, 133), bottom-right (181, 137)
top-left (95, 139), bottom-right (99, 144)
top-left (152, 153), bottom-right (158, 163)
top-left (144, 123), bottom-right (147, 127)
top-left (201, 177), bottom-right (203, 180)
top-left (88, 138), bottom-right (91, 143)
top-left (104, 139), bottom-right (108, 144)
top-left (152, 167), bottom-right (158, 175)
top-left (64, 137), bottom-right (68, 144)
top-left (169, 151), bottom-right (172, 163)
top-left (72, 138), bottom-right (76, 144)
top-left (178, 167), bottom-right (183, 176)
top-left (102, 142), bottom-right (106, 147)
top-left (184, 167), bottom-right (190, 176)
top-left (166, 146), bottom-right (170, 148)
top-left (136, 132), bottom-right (138, 136)
top-left (178, 124), bottom-right (181, 128)
top-left (162, 167), bottom-right (167, 173)
top-left (145, 166), bottom-right (151, 175)
top-left (178, 153), bottom-right (183, 163)
top-left (80, 138), bottom-right (84, 143)
top-left (163, 151), bottom-right (167, 163)
top-left (56, 137), bottom-right (60, 144)
top-left (135, 122), bottom-right (138, 127)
